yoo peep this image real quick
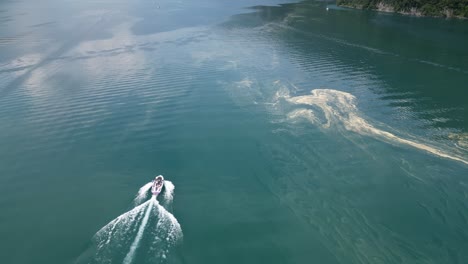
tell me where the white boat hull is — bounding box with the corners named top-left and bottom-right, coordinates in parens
top-left (151, 175), bottom-right (164, 196)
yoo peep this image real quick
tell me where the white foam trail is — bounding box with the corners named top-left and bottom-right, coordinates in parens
top-left (94, 200), bottom-right (150, 249)
top-left (134, 182), bottom-right (153, 205)
top-left (80, 181), bottom-right (183, 264)
top-left (159, 203), bottom-right (182, 242)
top-left (283, 89), bottom-right (468, 165)
top-left (123, 197), bottom-right (155, 264)
top-left (163, 180), bottom-right (175, 204)
top-left (152, 202), bottom-right (183, 257)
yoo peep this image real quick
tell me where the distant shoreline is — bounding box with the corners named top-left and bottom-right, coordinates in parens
top-left (337, 0), bottom-right (468, 19)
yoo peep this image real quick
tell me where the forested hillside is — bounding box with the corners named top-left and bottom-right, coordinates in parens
top-left (337, 0), bottom-right (468, 17)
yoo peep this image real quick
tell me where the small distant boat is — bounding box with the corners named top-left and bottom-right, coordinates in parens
top-left (151, 175), bottom-right (164, 196)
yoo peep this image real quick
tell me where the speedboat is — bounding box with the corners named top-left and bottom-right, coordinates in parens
top-left (151, 175), bottom-right (164, 196)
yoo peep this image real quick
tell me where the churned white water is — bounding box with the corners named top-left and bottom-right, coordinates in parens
top-left (79, 180), bottom-right (182, 264)
top-left (163, 180), bottom-right (175, 204)
top-left (134, 182), bottom-right (153, 205)
top-left (123, 196), bottom-right (155, 264)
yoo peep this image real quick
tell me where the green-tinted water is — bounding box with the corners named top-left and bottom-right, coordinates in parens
top-left (0, 0), bottom-right (467, 263)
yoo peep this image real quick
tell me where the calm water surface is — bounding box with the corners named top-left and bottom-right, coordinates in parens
top-left (0, 0), bottom-right (467, 263)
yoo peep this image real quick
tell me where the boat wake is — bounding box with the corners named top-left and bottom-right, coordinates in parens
top-left (162, 180), bottom-right (175, 208)
top-left (134, 182), bottom-right (153, 205)
top-left (275, 87), bottom-right (468, 165)
top-left (76, 182), bottom-right (182, 264)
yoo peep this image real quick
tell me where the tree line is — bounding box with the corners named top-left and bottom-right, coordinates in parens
top-left (337, 0), bottom-right (468, 17)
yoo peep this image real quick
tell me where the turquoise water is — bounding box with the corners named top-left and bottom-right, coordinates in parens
top-left (0, 0), bottom-right (467, 263)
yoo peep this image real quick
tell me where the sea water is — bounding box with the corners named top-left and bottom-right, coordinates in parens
top-left (0, 0), bottom-right (467, 263)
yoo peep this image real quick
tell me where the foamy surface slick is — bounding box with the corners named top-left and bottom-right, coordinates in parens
top-left (1, 0), bottom-right (467, 264)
